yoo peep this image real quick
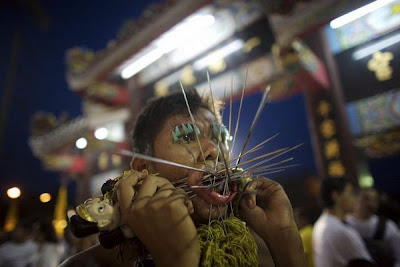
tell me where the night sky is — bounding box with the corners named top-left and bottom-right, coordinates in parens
top-left (0, 0), bottom-right (163, 218)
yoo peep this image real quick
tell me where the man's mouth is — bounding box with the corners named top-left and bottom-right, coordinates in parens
top-left (187, 171), bottom-right (238, 206)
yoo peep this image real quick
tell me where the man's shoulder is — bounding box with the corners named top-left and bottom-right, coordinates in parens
top-left (314, 214), bottom-right (357, 240)
top-left (384, 217), bottom-right (400, 236)
top-left (314, 213), bottom-right (343, 232)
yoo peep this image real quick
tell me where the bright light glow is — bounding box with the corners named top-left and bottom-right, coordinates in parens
top-left (121, 13), bottom-right (215, 79)
top-left (121, 48), bottom-right (163, 79)
top-left (7, 187), bottom-right (21, 199)
top-left (75, 137), bottom-right (87, 149)
top-left (39, 193), bottom-right (51, 203)
top-left (156, 14), bottom-right (215, 53)
top-left (359, 174), bottom-right (374, 188)
top-left (194, 39), bottom-right (244, 70)
top-left (108, 123), bottom-right (124, 142)
top-left (330, 0), bottom-right (396, 29)
top-left (352, 32), bottom-right (400, 60)
top-left (94, 127), bottom-right (109, 140)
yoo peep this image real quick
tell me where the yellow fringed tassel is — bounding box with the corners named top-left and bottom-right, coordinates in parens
top-left (197, 216), bottom-right (258, 267)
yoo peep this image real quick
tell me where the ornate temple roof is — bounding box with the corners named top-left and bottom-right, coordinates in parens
top-left (65, 0), bottom-right (368, 92)
top-left (66, 0), bottom-right (211, 90)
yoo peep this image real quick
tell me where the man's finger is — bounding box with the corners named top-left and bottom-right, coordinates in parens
top-left (117, 171), bottom-right (146, 209)
top-left (149, 183), bottom-right (175, 202)
top-left (241, 180), bottom-right (262, 209)
top-left (134, 176), bottom-right (172, 205)
top-left (171, 188), bottom-right (194, 214)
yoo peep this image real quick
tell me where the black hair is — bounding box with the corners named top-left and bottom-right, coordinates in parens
top-left (132, 89), bottom-right (221, 155)
top-left (319, 177), bottom-right (353, 208)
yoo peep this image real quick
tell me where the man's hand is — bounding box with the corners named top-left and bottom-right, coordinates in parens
top-left (239, 177), bottom-right (306, 267)
top-left (239, 177), bottom-right (294, 234)
top-left (116, 171), bottom-right (200, 267)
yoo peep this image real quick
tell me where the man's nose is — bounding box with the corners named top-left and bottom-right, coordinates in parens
top-left (199, 138), bottom-right (219, 163)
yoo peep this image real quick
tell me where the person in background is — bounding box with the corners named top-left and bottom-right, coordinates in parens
top-left (346, 187), bottom-right (400, 267)
top-left (0, 231), bottom-right (7, 246)
top-left (32, 219), bottom-right (62, 267)
top-left (294, 207), bottom-right (314, 267)
top-left (0, 221), bottom-right (38, 267)
top-left (378, 192), bottom-right (400, 226)
top-left (312, 177), bottom-right (373, 267)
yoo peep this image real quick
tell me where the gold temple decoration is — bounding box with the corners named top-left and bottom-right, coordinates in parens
top-left (66, 48), bottom-right (95, 74)
top-left (181, 65), bottom-right (197, 85)
top-left (244, 37), bottom-right (261, 53)
top-left (328, 160), bottom-right (346, 177)
top-left (367, 51), bottom-right (393, 81)
top-left (87, 82), bottom-right (118, 98)
top-left (209, 58), bottom-right (227, 74)
top-left (318, 100), bottom-right (331, 117)
top-left (391, 2), bottom-right (400, 14)
top-left (111, 154), bottom-right (121, 167)
top-left (98, 152), bottom-right (109, 170)
top-left (324, 139), bottom-right (340, 159)
top-left (154, 81), bottom-right (169, 97)
top-left (320, 119), bottom-right (336, 139)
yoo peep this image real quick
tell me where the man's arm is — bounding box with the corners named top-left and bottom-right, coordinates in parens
top-left (260, 222), bottom-right (305, 267)
top-left (59, 244), bottom-right (132, 267)
top-left (239, 178), bottom-right (306, 267)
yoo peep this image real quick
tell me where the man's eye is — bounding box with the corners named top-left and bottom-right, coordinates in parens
top-left (179, 133), bottom-right (195, 143)
top-left (212, 124), bottom-right (229, 143)
top-left (213, 132), bottom-right (227, 143)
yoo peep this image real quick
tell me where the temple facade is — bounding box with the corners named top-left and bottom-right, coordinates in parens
top-left (28, 0), bottom-right (400, 238)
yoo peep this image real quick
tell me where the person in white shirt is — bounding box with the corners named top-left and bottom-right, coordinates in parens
top-left (347, 187), bottom-right (400, 267)
top-left (32, 219), bottom-right (62, 267)
top-left (313, 177), bottom-right (373, 267)
top-left (0, 222), bottom-right (38, 267)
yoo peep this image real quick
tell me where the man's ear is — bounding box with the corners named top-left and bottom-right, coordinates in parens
top-left (130, 158), bottom-right (149, 171)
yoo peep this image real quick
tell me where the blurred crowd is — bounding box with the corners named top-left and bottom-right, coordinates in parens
top-left (295, 178), bottom-right (400, 267)
top-left (0, 177), bottom-right (399, 267)
top-left (0, 217), bottom-right (98, 267)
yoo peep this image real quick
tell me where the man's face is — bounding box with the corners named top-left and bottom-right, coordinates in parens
top-left (149, 108), bottom-right (234, 224)
top-left (358, 189), bottom-right (379, 215)
top-left (336, 183), bottom-right (357, 214)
